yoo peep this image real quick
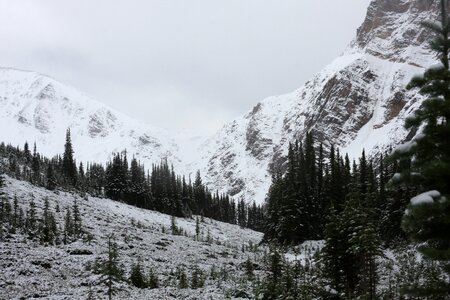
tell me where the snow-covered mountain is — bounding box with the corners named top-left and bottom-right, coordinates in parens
top-left (0, 67), bottom-right (206, 176)
top-left (0, 0), bottom-right (440, 204)
top-left (197, 0), bottom-right (439, 202)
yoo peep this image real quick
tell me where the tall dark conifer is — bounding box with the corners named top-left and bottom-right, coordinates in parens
top-left (390, 0), bottom-right (450, 296)
top-left (62, 128), bottom-right (77, 185)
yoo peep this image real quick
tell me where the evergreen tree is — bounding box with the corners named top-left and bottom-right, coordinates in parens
top-left (195, 216), bottom-right (200, 240)
top-left (72, 198), bottom-right (82, 238)
top-left (262, 247), bottom-right (283, 299)
top-left (129, 260), bottom-right (147, 288)
top-left (390, 1), bottom-right (450, 296)
top-left (0, 196), bottom-right (11, 240)
top-left (237, 198), bottom-right (247, 228)
top-left (100, 234), bottom-right (124, 300)
top-left (147, 268), bottom-right (159, 289)
top-left (190, 265), bottom-right (205, 289)
top-left (31, 143), bottom-right (40, 184)
top-left (26, 196), bottom-right (37, 238)
top-left (23, 142), bottom-right (31, 164)
top-left (62, 128), bottom-right (77, 186)
top-left (105, 153), bottom-right (128, 200)
top-left (40, 197), bottom-right (57, 244)
top-left (178, 267), bottom-right (188, 289)
top-left (263, 171), bottom-right (283, 242)
top-left (11, 194), bottom-right (19, 233)
top-left (46, 163), bottom-right (57, 190)
top-left (63, 207), bottom-right (73, 244)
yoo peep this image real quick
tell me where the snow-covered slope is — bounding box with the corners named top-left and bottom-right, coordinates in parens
top-left (0, 176), bottom-right (263, 299)
top-left (0, 67), bottom-right (206, 175)
top-left (197, 0), bottom-right (440, 202)
top-left (0, 0), bottom-right (439, 204)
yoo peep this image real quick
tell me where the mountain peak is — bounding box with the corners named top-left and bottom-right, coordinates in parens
top-left (356, 0), bottom-right (438, 66)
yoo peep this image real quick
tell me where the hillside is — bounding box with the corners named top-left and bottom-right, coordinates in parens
top-left (0, 176), bottom-right (263, 299)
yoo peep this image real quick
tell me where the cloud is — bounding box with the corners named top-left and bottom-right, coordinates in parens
top-left (0, 0), bottom-right (371, 135)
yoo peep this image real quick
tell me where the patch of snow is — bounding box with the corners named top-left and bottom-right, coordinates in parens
top-left (410, 190), bottom-right (440, 205)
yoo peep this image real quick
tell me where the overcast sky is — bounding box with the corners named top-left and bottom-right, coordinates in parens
top-left (0, 0), bottom-right (371, 135)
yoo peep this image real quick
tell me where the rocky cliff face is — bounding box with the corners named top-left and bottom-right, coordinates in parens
top-left (0, 0), bottom-right (441, 205)
top-left (197, 0), bottom-right (440, 203)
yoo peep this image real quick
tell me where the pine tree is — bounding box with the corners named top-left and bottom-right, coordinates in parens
top-left (147, 268), bottom-right (159, 289)
top-left (72, 198), bottom-right (82, 238)
top-left (262, 247), bottom-right (283, 299)
top-left (40, 197), bottom-right (57, 245)
top-left (321, 205), bottom-right (346, 299)
top-left (390, 1), bottom-right (450, 296)
top-left (263, 171), bottom-right (283, 242)
top-left (178, 267), bottom-right (188, 289)
top-left (129, 260), bottom-right (147, 288)
top-left (46, 163), bottom-right (57, 190)
top-left (62, 128), bottom-right (77, 186)
top-left (31, 143), bottom-right (40, 184)
top-left (11, 194), bottom-right (19, 233)
top-left (63, 207), bottom-right (73, 244)
top-left (195, 216), bottom-right (200, 240)
top-left (190, 265), bottom-right (205, 289)
top-left (26, 196), bottom-right (37, 238)
top-left (23, 142), bottom-right (31, 165)
top-left (0, 196), bottom-right (12, 240)
top-left (244, 257), bottom-right (255, 280)
top-left (100, 234), bottom-right (124, 300)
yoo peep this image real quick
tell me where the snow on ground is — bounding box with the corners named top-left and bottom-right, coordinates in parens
top-left (0, 177), bottom-right (264, 299)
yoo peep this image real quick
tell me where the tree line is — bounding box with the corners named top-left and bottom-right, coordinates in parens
top-left (0, 129), bottom-right (264, 231)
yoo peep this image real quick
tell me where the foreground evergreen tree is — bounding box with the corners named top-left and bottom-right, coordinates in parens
top-left (390, 0), bottom-right (450, 296)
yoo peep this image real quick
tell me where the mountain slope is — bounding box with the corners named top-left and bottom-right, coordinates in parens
top-left (0, 176), bottom-right (263, 299)
top-left (0, 0), bottom-right (439, 204)
top-left (198, 0), bottom-right (440, 202)
top-left (0, 67), bottom-right (206, 175)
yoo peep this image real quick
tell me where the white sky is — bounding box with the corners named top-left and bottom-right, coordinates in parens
top-left (0, 0), bottom-right (371, 135)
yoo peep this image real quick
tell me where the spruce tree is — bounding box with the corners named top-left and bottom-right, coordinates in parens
top-left (40, 197), bottom-right (57, 245)
top-left (72, 198), bottom-right (82, 238)
top-left (390, 0), bottom-right (450, 296)
top-left (62, 128), bottom-right (77, 186)
top-left (26, 196), bottom-right (37, 238)
top-left (100, 234), bottom-right (124, 300)
top-left (11, 195), bottom-right (19, 233)
top-left (63, 207), bottom-right (73, 244)
top-left (46, 163), bottom-right (57, 190)
top-left (31, 143), bottom-right (40, 184)
top-left (147, 268), bottom-right (159, 289)
top-left (129, 260), bottom-right (147, 288)
top-left (23, 142), bottom-right (31, 164)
